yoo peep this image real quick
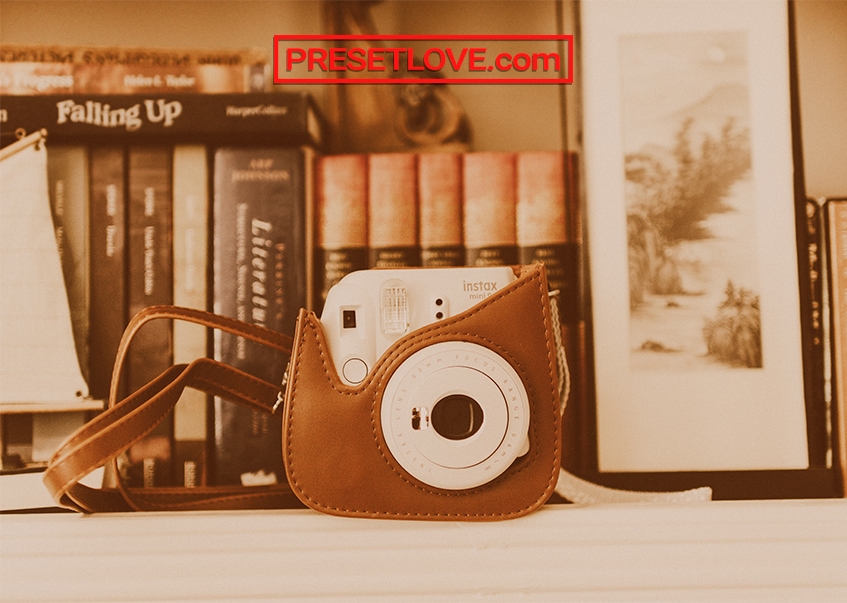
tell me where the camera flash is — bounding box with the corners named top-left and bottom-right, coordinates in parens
top-left (380, 284), bottom-right (409, 335)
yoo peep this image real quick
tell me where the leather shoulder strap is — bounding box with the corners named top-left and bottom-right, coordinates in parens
top-left (44, 306), bottom-right (298, 513)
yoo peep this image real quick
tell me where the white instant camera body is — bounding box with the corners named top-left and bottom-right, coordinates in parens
top-left (320, 266), bottom-right (531, 490)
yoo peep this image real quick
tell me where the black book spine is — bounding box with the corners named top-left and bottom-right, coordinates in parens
top-left (213, 146), bottom-right (312, 486)
top-left (0, 92), bottom-right (323, 148)
top-left (88, 145), bottom-right (127, 402)
top-left (124, 145), bottom-right (174, 488)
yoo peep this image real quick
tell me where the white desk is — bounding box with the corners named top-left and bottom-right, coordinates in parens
top-left (2, 499), bottom-right (847, 602)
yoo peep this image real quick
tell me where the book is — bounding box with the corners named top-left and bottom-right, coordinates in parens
top-left (515, 150), bottom-right (588, 473)
top-left (172, 144), bottom-right (209, 487)
top-left (516, 151), bottom-right (576, 311)
top-left (87, 145), bottom-right (127, 402)
top-left (825, 198), bottom-right (847, 496)
top-left (0, 92), bottom-right (324, 148)
top-left (0, 44), bottom-right (267, 95)
top-left (124, 145), bottom-right (174, 488)
top-left (368, 152), bottom-right (419, 268)
top-left (314, 153), bottom-right (369, 311)
top-left (805, 197), bottom-right (830, 469)
top-left (212, 146), bottom-right (314, 486)
top-left (462, 152), bottom-right (518, 267)
top-left (562, 152), bottom-right (594, 477)
top-left (418, 152), bottom-right (464, 267)
top-left (46, 144), bottom-right (90, 385)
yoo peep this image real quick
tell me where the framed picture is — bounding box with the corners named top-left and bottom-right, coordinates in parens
top-left (578, 0), bottom-right (836, 498)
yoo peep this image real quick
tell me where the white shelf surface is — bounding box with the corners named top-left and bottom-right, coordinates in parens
top-left (2, 498), bottom-right (847, 601)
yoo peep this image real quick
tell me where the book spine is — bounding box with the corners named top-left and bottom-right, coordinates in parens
top-left (46, 145), bottom-right (90, 385)
top-left (0, 45), bottom-right (267, 95)
top-left (314, 153), bottom-right (369, 311)
top-left (368, 152), bottom-right (419, 268)
top-left (87, 146), bottom-right (126, 402)
top-left (418, 152), bottom-right (464, 267)
top-left (0, 44), bottom-right (267, 66)
top-left (515, 150), bottom-right (589, 473)
top-left (516, 150), bottom-right (575, 306)
top-left (0, 93), bottom-right (322, 148)
top-left (213, 147), bottom-right (311, 486)
top-left (172, 144), bottom-right (209, 487)
top-left (462, 152), bottom-right (518, 267)
top-left (126, 145), bottom-right (174, 488)
top-left (826, 199), bottom-right (847, 496)
top-left (806, 198), bottom-right (831, 466)
top-left (0, 62), bottom-right (266, 95)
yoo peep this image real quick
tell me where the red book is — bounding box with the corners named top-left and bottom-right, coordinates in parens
top-left (463, 152), bottom-right (517, 267)
top-left (368, 152), bottom-right (420, 268)
top-left (418, 152), bottom-right (463, 267)
top-left (314, 153), bottom-right (369, 310)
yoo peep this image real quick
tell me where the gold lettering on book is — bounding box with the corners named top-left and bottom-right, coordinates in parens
top-left (144, 99), bottom-right (182, 126)
top-left (105, 183), bottom-right (118, 258)
top-left (143, 225), bottom-right (155, 296)
top-left (236, 203), bottom-right (248, 360)
top-left (231, 157), bottom-right (290, 183)
top-left (54, 98), bottom-right (182, 130)
top-left (143, 186), bottom-right (155, 217)
top-left (250, 218), bottom-right (273, 326)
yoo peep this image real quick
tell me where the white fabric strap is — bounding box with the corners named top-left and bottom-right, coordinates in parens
top-left (548, 293), bottom-right (713, 505)
top-left (556, 467), bottom-right (713, 505)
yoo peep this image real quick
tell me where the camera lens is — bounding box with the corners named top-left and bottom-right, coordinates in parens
top-left (431, 395), bottom-right (484, 440)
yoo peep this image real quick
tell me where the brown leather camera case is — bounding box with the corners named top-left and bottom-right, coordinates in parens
top-left (282, 263), bottom-right (562, 520)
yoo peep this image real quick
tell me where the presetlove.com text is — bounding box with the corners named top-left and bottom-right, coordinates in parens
top-left (274, 35), bottom-right (574, 84)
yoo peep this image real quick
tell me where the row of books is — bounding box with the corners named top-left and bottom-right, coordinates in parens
top-left (44, 145), bottom-right (586, 489)
top-left (3, 87), bottom-right (590, 489)
top-left (0, 44), bottom-right (269, 95)
top-left (0, 90), bottom-right (322, 486)
top-left (314, 149), bottom-right (590, 473)
top-left (42, 141), bottom-right (316, 489)
top-left (314, 150), bottom-right (582, 322)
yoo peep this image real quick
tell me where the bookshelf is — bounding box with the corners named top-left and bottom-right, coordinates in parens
top-left (1, 3), bottom-right (846, 596)
top-left (2, 500), bottom-right (847, 601)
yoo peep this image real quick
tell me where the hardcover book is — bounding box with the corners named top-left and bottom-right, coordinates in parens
top-left (0, 92), bottom-right (323, 148)
top-left (46, 144), bottom-right (90, 384)
top-left (418, 152), bottom-right (464, 267)
top-left (125, 145), bottom-right (174, 487)
top-left (825, 198), bottom-right (847, 496)
top-left (172, 144), bottom-right (209, 487)
top-left (0, 44), bottom-right (267, 95)
top-left (368, 152), bottom-right (419, 268)
top-left (462, 152), bottom-right (518, 267)
top-left (515, 150), bottom-right (588, 473)
top-left (314, 153), bottom-right (368, 311)
top-left (213, 146), bottom-right (314, 486)
top-left (87, 146), bottom-right (127, 402)
top-left (516, 151), bottom-right (573, 308)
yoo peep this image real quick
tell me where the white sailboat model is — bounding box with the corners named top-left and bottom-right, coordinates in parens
top-left (0, 130), bottom-right (89, 405)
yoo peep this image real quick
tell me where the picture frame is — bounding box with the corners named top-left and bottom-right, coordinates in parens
top-left (577, 0), bottom-right (837, 498)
